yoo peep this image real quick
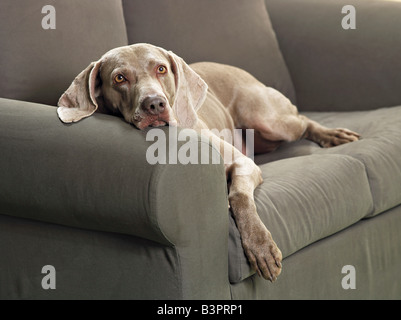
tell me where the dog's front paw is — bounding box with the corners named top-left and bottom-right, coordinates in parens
top-left (241, 222), bottom-right (282, 282)
top-left (229, 191), bottom-right (282, 281)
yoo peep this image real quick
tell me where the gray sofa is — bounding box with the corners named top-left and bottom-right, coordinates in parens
top-left (1, 0), bottom-right (400, 299)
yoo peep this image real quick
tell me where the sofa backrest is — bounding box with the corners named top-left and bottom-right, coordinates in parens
top-left (0, 0), bottom-right (128, 106)
top-left (0, 0), bottom-right (297, 107)
top-left (122, 0), bottom-right (297, 104)
top-left (266, 0), bottom-right (401, 111)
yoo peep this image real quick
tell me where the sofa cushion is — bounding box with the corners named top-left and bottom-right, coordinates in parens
top-left (0, 98), bottom-right (229, 249)
top-left (234, 106), bottom-right (401, 281)
top-left (0, 0), bottom-right (128, 106)
top-left (122, 0), bottom-right (296, 104)
top-left (255, 105), bottom-right (401, 217)
top-left (233, 105), bottom-right (401, 283)
top-left (265, 0), bottom-right (401, 112)
top-left (229, 153), bottom-right (373, 283)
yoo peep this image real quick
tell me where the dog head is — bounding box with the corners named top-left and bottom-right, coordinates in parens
top-left (57, 43), bottom-right (208, 129)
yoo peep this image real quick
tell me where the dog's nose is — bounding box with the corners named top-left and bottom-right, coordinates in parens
top-left (141, 96), bottom-right (167, 115)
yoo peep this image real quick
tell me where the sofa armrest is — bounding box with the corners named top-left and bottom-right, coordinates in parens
top-left (0, 97), bottom-right (228, 247)
top-left (265, 0), bottom-right (401, 112)
top-left (0, 97), bottom-right (231, 298)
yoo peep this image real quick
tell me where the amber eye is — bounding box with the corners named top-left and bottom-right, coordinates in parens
top-left (157, 65), bottom-right (167, 74)
top-left (114, 74), bottom-right (127, 84)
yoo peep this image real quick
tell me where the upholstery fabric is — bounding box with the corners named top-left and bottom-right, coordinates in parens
top-left (0, 97), bottom-right (231, 299)
top-left (231, 204), bottom-right (401, 299)
top-left (0, 98), bottom-right (228, 246)
top-left (256, 106), bottom-right (401, 216)
top-left (229, 153), bottom-right (373, 283)
top-left (0, 214), bottom-right (181, 299)
top-left (265, 0), bottom-right (401, 111)
top-left (229, 105), bottom-right (401, 283)
top-left (0, 0), bottom-right (128, 106)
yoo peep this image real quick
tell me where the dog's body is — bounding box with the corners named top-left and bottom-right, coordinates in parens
top-left (58, 43), bottom-right (359, 281)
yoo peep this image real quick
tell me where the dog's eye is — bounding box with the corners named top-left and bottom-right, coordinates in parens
top-left (114, 74), bottom-right (127, 84)
top-left (157, 65), bottom-right (167, 74)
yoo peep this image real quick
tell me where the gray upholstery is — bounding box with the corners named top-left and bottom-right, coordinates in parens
top-left (0, 0), bottom-right (128, 106)
top-left (230, 153), bottom-right (373, 283)
top-left (256, 106), bottom-right (401, 215)
top-left (0, 98), bottom-right (230, 299)
top-left (231, 106), bottom-right (401, 283)
top-left (231, 205), bottom-right (401, 299)
top-left (0, 213), bottom-right (184, 299)
top-left (265, 0), bottom-right (401, 111)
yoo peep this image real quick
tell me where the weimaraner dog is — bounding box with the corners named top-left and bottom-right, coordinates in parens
top-left (57, 43), bottom-right (360, 282)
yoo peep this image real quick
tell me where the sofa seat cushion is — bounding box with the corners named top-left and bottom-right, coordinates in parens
top-left (230, 105), bottom-right (401, 283)
top-left (229, 153), bottom-right (373, 283)
top-left (255, 105), bottom-right (401, 216)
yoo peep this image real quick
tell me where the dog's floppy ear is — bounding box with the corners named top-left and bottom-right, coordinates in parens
top-left (168, 51), bottom-right (208, 128)
top-left (57, 60), bottom-right (102, 123)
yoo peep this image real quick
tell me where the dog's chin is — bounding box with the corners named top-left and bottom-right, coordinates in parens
top-left (150, 120), bottom-right (167, 127)
top-left (134, 117), bottom-right (171, 130)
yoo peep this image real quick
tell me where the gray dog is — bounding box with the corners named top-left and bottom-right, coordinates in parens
top-left (58, 43), bottom-right (359, 281)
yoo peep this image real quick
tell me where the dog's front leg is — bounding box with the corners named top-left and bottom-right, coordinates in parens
top-left (200, 128), bottom-right (282, 281)
top-left (227, 158), bottom-right (282, 282)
